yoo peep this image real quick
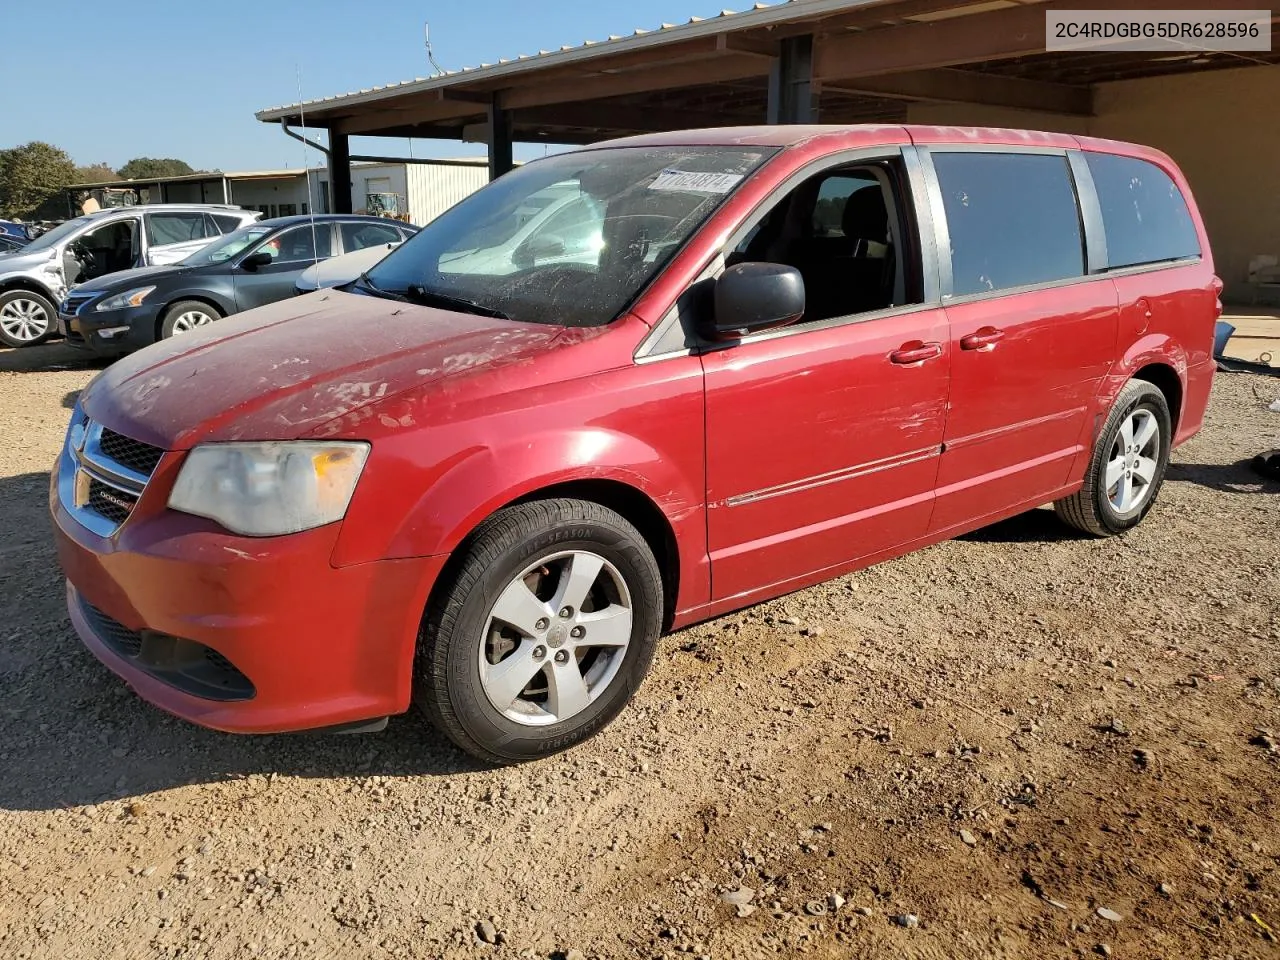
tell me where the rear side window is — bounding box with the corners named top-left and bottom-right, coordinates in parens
top-left (146, 212), bottom-right (212, 246)
top-left (341, 221), bottom-right (402, 252)
top-left (933, 152), bottom-right (1084, 296)
top-left (1085, 153), bottom-right (1200, 269)
top-left (213, 213), bottom-right (246, 233)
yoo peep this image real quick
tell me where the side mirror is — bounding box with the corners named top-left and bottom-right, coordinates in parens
top-left (240, 250), bottom-right (273, 271)
top-left (708, 262), bottom-right (805, 340)
top-left (514, 234), bottom-right (566, 268)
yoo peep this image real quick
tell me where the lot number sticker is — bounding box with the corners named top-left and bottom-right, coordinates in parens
top-left (648, 169), bottom-right (744, 194)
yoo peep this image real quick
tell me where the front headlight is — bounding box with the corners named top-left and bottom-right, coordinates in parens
top-left (168, 442), bottom-right (370, 537)
top-left (96, 286), bottom-right (156, 311)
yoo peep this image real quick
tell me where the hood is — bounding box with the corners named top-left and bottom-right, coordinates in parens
top-left (73, 263), bottom-right (192, 293)
top-left (80, 289), bottom-right (566, 450)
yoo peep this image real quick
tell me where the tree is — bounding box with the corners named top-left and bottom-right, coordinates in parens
top-left (117, 157), bottom-right (197, 180)
top-left (0, 142), bottom-right (76, 219)
top-left (73, 163), bottom-right (118, 183)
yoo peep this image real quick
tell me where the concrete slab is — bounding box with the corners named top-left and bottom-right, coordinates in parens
top-left (1220, 308), bottom-right (1280, 366)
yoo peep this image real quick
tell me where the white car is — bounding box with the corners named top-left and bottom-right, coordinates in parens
top-left (293, 224), bottom-right (420, 293)
top-left (438, 183), bottom-right (604, 276)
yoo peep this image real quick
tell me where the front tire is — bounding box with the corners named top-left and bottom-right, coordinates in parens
top-left (160, 300), bottom-right (220, 339)
top-left (0, 290), bottom-right (57, 347)
top-left (415, 499), bottom-right (662, 765)
top-left (1055, 379), bottom-right (1172, 536)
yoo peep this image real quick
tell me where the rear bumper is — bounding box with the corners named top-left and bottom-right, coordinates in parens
top-left (52, 480), bottom-right (446, 733)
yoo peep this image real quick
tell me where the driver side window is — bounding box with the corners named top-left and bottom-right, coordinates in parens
top-left (70, 219), bottom-right (139, 282)
top-left (727, 160), bottom-right (919, 324)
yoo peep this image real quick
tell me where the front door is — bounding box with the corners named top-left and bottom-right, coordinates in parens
top-left (923, 149), bottom-right (1119, 532)
top-left (233, 223), bottom-right (333, 311)
top-left (700, 155), bottom-right (950, 602)
top-left (702, 311), bottom-right (950, 601)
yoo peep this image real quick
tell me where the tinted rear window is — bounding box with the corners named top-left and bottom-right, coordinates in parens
top-left (933, 152), bottom-right (1084, 297)
top-left (1085, 152), bottom-right (1200, 270)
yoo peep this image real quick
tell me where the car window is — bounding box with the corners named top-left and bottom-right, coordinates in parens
top-left (341, 221), bottom-right (402, 252)
top-left (213, 213), bottom-right (246, 234)
top-left (147, 212), bottom-right (214, 247)
top-left (1084, 153), bottom-right (1200, 270)
top-left (253, 224), bottom-right (333, 264)
top-left (812, 174), bottom-right (879, 237)
top-left (932, 152), bottom-right (1085, 297)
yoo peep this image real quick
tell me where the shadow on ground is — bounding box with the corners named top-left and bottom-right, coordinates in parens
top-left (0, 341), bottom-right (110, 374)
top-left (1166, 458), bottom-right (1279, 493)
top-left (957, 506), bottom-right (1087, 544)
top-left (0, 470), bottom-right (478, 814)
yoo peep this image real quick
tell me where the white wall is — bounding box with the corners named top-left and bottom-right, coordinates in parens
top-left (406, 163), bottom-right (489, 226)
top-left (905, 64), bottom-right (1280, 300)
top-left (227, 176), bottom-right (312, 218)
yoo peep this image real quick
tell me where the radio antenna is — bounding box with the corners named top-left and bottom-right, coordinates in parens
top-left (424, 22), bottom-right (445, 76)
top-left (296, 64), bottom-right (321, 269)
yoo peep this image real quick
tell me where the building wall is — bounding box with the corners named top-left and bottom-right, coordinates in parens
top-left (228, 176), bottom-right (312, 219)
top-left (405, 163), bottom-right (489, 226)
top-left (905, 65), bottom-right (1280, 300)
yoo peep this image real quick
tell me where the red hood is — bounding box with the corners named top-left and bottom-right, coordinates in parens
top-left (80, 290), bottom-right (566, 449)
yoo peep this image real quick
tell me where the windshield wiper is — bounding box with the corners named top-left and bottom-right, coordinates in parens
top-left (404, 284), bottom-right (510, 320)
top-left (351, 271), bottom-right (409, 302)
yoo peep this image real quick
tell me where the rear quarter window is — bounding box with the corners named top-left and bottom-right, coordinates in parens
top-left (1085, 153), bottom-right (1201, 269)
top-left (932, 151), bottom-right (1084, 297)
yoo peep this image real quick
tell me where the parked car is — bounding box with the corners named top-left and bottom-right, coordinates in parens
top-left (0, 204), bottom-right (260, 347)
top-left (437, 181), bottom-right (603, 276)
top-left (59, 215), bottom-right (415, 354)
top-left (52, 126), bottom-right (1218, 765)
top-left (294, 224), bottom-right (419, 293)
top-left (0, 233), bottom-right (29, 255)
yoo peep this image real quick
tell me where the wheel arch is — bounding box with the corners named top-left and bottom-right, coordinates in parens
top-left (0, 277), bottom-right (58, 303)
top-left (155, 295), bottom-right (229, 340)
top-left (426, 477), bottom-right (682, 633)
top-left (1130, 362), bottom-right (1184, 434)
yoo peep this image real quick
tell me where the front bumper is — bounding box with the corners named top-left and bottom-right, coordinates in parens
top-left (50, 460), bottom-right (446, 733)
top-left (59, 303), bottom-right (162, 354)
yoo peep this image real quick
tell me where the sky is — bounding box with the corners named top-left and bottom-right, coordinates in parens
top-left (3, 0), bottom-right (763, 173)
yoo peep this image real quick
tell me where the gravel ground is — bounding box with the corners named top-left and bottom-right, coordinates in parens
top-left (1, 341), bottom-right (1278, 960)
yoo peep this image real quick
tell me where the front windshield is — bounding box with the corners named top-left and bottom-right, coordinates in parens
top-left (21, 217), bottom-right (94, 253)
top-left (182, 224), bottom-right (274, 266)
top-left (364, 146), bottom-right (774, 326)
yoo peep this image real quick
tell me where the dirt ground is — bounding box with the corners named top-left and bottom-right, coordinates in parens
top-left (1, 340), bottom-right (1277, 960)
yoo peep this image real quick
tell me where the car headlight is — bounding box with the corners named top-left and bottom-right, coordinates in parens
top-left (168, 442), bottom-right (370, 537)
top-left (95, 286), bottom-right (156, 311)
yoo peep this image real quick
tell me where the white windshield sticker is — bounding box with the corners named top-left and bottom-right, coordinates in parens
top-left (648, 169), bottom-right (743, 194)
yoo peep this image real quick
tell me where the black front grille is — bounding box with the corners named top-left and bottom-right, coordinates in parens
top-left (87, 478), bottom-right (137, 525)
top-left (77, 596), bottom-right (255, 701)
top-left (98, 428), bottom-right (165, 477)
top-left (62, 293), bottom-right (96, 315)
top-left (79, 599), bottom-right (143, 657)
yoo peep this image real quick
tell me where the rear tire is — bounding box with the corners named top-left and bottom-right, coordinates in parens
top-left (160, 300), bottom-right (220, 340)
top-left (0, 290), bottom-right (57, 347)
top-left (414, 499), bottom-right (662, 765)
top-left (1054, 379), bottom-right (1172, 536)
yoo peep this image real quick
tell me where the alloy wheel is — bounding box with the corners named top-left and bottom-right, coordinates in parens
top-left (170, 310), bottom-right (215, 334)
top-left (1106, 408), bottom-right (1160, 513)
top-left (479, 550), bottom-right (633, 726)
top-left (0, 297), bottom-right (51, 343)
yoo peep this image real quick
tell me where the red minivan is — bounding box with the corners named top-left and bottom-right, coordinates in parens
top-left (51, 125), bottom-right (1219, 763)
